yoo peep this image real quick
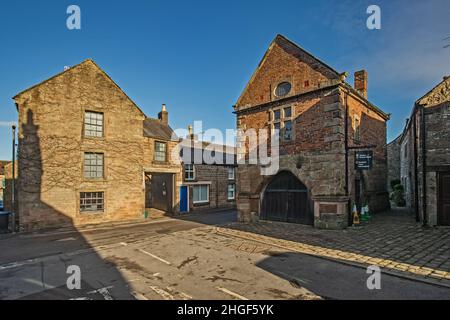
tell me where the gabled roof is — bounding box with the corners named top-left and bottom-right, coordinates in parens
top-left (415, 76), bottom-right (450, 107)
top-left (179, 139), bottom-right (237, 165)
top-left (235, 34), bottom-right (341, 107)
top-left (13, 59), bottom-right (146, 117)
top-left (143, 118), bottom-right (176, 141)
top-left (234, 34), bottom-right (389, 121)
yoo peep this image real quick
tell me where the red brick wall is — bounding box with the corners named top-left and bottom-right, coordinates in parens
top-left (237, 37), bottom-right (338, 109)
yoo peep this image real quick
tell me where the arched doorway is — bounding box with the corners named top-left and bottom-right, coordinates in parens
top-left (261, 171), bottom-right (313, 225)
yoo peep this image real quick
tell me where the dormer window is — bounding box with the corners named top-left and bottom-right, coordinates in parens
top-left (274, 82), bottom-right (292, 98)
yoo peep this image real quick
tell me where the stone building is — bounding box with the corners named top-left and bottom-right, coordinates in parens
top-left (399, 76), bottom-right (450, 226)
top-left (11, 59), bottom-right (181, 231)
top-left (387, 135), bottom-right (401, 191)
top-left (234, 35), bottom-right (390, 229)
top-left (179, 128), bottom-right (237, 213)
top-left (0, 161), bottom-right (10, 204)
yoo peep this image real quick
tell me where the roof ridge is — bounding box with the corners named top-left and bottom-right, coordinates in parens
top-left (13, 59), bottom-right (147, 118)
top-left (13, 59), bottom-right (93, 99)
top-left (275, 34), bottom-right (341, 76)
top-left (415, 75), bottom-right (450, 105)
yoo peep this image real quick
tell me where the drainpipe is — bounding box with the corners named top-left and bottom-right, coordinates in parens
top-left (421, 106), bottom-right (427, 226)
top-left (344, 93), bottom-right (351, 226)
top-left (413, 109), bottom-right (419, 222)
top-left (11, 124), bottom-right (16, 233)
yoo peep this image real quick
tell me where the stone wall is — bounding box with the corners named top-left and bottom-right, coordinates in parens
top-left (423, 102), bottom-right (450, 225)
top-left (346, 92), bottom-right (390, 214)
top-left (236, 86), bottom-right (389, 228)
top-left (143, 137), bottom-right (182, 212)
top-left (184, 164), bottom-right (236, 212)
top-left (13, 60), bottom-right (147, 231)
top-left (387, 135), bottom-right (401, 191)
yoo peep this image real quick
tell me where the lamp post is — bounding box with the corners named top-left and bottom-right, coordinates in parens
top-left (11, 124), bottom-right (16, 233)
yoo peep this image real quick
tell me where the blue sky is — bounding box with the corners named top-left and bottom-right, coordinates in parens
top-left (0, 0), bottom-right (449, 160)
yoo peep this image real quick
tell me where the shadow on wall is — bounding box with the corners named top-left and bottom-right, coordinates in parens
top-left (0, 109), bottom-right (135, 300)
top-left (241, 99), bottom-right (390, 222)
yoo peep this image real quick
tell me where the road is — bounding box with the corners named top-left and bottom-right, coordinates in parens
top-left (1, 210), bottom-right (449, 300)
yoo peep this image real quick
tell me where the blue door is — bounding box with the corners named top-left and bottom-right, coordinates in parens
top-left (180, 186), bottom-right (189, 213)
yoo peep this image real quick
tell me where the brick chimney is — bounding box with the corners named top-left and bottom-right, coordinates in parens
top-left (158, 104), bottom-right (168, 125)
top-left (354, 70), bottom-right (368, 98)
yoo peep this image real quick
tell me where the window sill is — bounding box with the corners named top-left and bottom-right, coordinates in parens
top-left (193, 201), bottom-right (209, 206)
top-left (152, 161), bottom-right (169, 165)
top-left (79, 211), bottom-right (104, 215)
top-left (83, 178), bottom-right (107, 183)
top-left (83, 136), bottom-right (105, 141)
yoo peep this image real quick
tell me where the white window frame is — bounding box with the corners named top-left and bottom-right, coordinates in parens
top-left (84, 152), bottom-right (104, 179)
top-left (227, 183), bottom-right (236, 200)
top-left (193, 184), bottom-right (209, 204)
top-left (227, 166), bottom-right (235, 180)
top-left (80, 191), bottom-right (104, 213)
top-left (84, 111), bottom-right (104, 138)
top-left (184, 164), bottom-right (195, 181)
top-left (154, 141), bottom-right (167, 162)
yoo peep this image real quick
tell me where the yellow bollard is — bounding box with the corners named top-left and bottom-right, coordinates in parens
top-left (352, 204), bottom-right (360, 226)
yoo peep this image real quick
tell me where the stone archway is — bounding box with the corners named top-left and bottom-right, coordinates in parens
top-left (261, 171), bottom-right (313, 225)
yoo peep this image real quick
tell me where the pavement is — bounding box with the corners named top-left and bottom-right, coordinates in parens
top-left (1, 209), bottom-right (450, 300)
top-left (218, 208), bottom-right (450, 286)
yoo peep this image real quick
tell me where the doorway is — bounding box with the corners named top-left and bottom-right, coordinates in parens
top-left (145, 173), bottom-right (174, 213)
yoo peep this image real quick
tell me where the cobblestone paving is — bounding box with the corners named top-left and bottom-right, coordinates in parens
top-left (216, 209), bottom-right (450, 284)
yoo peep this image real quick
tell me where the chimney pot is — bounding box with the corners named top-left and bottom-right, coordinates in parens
top-left (354, 70), bottom-right (368, 99)
top-left (158, 104), bottom-right (168, 125)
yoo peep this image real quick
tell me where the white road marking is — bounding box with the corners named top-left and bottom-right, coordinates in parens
top-left (217, 287), bottom-right (249, 300)
top-left (0, 242), bottom-right (130, 271)
top-left (56, 237), bottom-right (77, 242)
top-left (87, 286), bottom-right (114, 300)
top-left (23, 277), bottom-right (56, 289)
top-left (70, 297), bottom-right (93, 300)
top-left (149, 286), bottom-right (174, 300)
top-left (178, 291), bottom-right (193, 300)
top-left (131, 291), bottom-right (149, 300)
top-left (138, 249), bottom-right (172, 265)
top-left (0, 260), bottom-right (35, 270)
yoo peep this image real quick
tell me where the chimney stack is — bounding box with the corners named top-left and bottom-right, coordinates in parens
top-left (354, 70), bottom-right (368, 98)
top-left (186, 124), bottom-right (198, 140)
top-left (158, 104), bottom-right (168, 125)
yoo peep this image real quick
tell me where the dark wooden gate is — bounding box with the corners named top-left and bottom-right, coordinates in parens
top-left (261, 171), bottom-right (313, 225)
top-left (438, 172), bottom-right (450, 226)
top-left (145, 173), bottom-right (173, 212)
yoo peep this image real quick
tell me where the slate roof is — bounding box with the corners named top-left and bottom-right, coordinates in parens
top-left (179, 140), bottom-right (237, 166)
top-left (143, 117), bottom-right (176, 141)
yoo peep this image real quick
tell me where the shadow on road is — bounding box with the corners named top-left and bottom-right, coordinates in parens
top-left (256, 251), bottom-right (450, 300)
top-left (0, 110), bottom-right (135, 300)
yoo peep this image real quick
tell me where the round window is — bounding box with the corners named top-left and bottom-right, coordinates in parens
top-left (275, 82), bottom-right (292, 98)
